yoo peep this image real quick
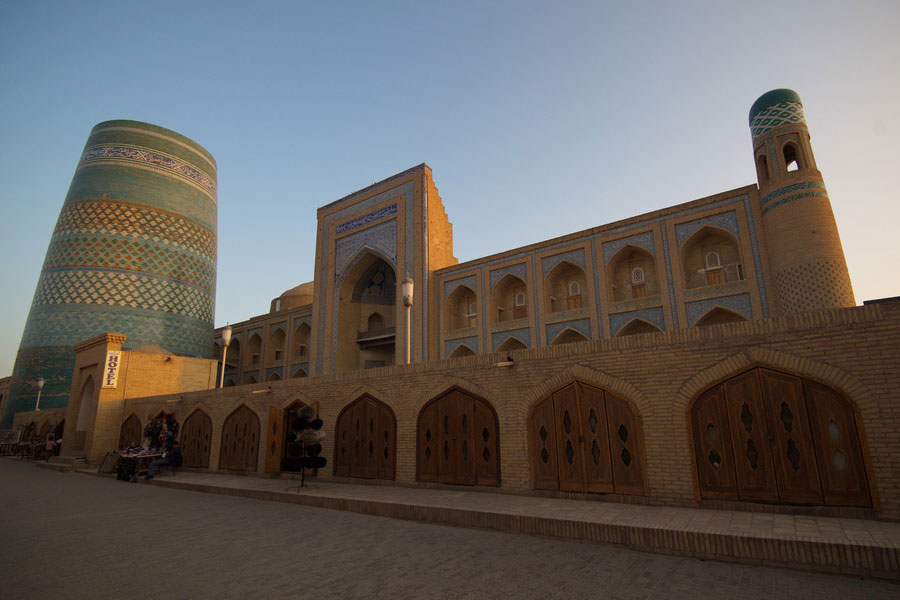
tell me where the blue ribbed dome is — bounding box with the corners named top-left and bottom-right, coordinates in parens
top-left (749, 89), bottom-right (803, 124)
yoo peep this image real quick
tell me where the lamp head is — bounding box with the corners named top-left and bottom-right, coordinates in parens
top-left (37, 377), bottom-right (45, 390)
top-left (401, 277), bottom-right (414, 307)
top-left (221, 324), bottom-right (233, 346)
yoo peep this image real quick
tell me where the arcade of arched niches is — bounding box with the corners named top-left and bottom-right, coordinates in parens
top-left (117, 301), bottom-right (900, 520)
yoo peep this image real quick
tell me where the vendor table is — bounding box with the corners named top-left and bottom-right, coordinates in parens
top-left (116, 453), bottom-right (162, 482)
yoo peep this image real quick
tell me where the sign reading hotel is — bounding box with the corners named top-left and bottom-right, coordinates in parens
top-left (102, 351), bottom-right (122, 388)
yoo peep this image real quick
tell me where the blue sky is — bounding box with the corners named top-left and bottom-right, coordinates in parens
top-left (1, 0), bottom-right (898, 375)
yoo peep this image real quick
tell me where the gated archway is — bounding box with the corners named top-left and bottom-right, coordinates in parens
top-left (691, 367), bottom-right (871, 506)
top-left (334, 394), bottom-right (396, 480)
top-left (118, 414), bottom-right (143, 449)
top-left (181, 410), bottom-right (212, 468)
top-left (218, 405), bottom-right (260, 472)
top-left (417, 388), bottom-right (499, 486)
top-left (529, 380), bottom-right (646, 495)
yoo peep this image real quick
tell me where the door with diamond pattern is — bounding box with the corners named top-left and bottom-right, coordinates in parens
top-left (181, 409), bottom-right (212, 468)
top-left (417, 388), bottom-right (499, 486)
top-left (530, 381), bottom-right (645, 495)
top-left (334, 394), bottom-right (396, 480)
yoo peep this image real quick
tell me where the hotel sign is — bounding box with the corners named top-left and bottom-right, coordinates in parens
top-left (102, 351), bottom-right (122, 388)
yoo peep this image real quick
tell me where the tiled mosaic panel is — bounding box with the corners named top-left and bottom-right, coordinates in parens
top-left (684, 293), bottom-right (752, 326)
top-left (609, 307), bottom-right (666, 335)
top-left (80, 145), bottom-right (217, 200)
top-left (750, 101), bottom-right (806, 139)
top-left (492, 327), bottom-right (530, 351)
top-left (336, 204), bottom-right (398, 235)
top-left (773, 262), bottom-right (854, 314)
top-left (54, 200), bottom-right (216, 260)
top-left (20, 305), bottom-right (213, 357)
top-left (675, 211), bottom-right (739, 247)
top-left (444, 275), bottom-right (478, 298)
top-left (603, 232), bottom-right (655, 264)
top-left (89, 122), bottom-right (216, 175)
top-left (1, 345), bottom-right (75, 428)
top-left (545, 318), bottom-right (592, 344)
top-left (541, 249), bottom-right (586, 278)
top-left (489, 263), bottom-right (527, 290)
top-left (445, 336), bottom-right (478, 357)
top-left (334, 219), bottom-right (398, 279)
top-left (32, 269), bottom-right (213, 323)
top-left (760, 181), bottom-right (826, 210)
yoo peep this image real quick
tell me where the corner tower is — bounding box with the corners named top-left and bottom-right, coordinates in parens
top-left (749, 89), bottom-right (854, 314)
top-left (1, 120), bottom-right (217, 428)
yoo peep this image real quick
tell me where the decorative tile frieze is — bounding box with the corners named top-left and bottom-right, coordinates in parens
top-left (675, 211), bottom-right (739, 247)
top-left (609, 307), bottom-right (666, 335)
top-left (491, 328), bottom-right (530, 351)
top-left (489, 263), bottom-right (527, 289)
top-left (545, 318), bottom-right (592, 344)
top-left (541, 249), bottom-right (586, 278)
top-left (685, 293), bottom-right (752, 326)
top-left (750, 101), bottom-right (806, 139)
top-left (335, 204), bottom-right (398, 235)
top-left (444, 275), bottom-right (478, 298)
top-left (603, 231), bottom-right (655, 264)
top-left (445, 336), bottom-right (478, 357)
top-left (334, 219), bottom-right (397, 280)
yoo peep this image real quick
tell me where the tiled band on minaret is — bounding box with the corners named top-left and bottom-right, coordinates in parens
top-left (1, 120), bottom-right (217, 427)
top-left (749, 89), bottom-right (855, 314)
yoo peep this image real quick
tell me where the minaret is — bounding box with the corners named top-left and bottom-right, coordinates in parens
top-left (1, 120), bottom-right (218, 428)
top-left (749, 89), bottom-right (855, 315)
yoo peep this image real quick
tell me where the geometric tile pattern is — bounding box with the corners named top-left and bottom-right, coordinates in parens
top-left (443, 275), bottom-right (478, 299)
top-left (492, 327), bottom-right (530, 351)
top-left (32, 268), bottom-right (213, 322)
top-left (609, 307), bottom-right (666, 336)
top-left (675, 211), bottom-right (739, 247)
top-left (541, 248), bottom-right (586, 278)
top-left (603, 231), bottom-right (655, 264)
top-left (445, 336), bottom-right (478, 357)
top-left (545, 318), bottom-right (592, 344)
top-left (749, 102), bottom-right (805, 139)
top-left (684, 293), bottom-right (752, 326)
top-left (80, 144), bottom-right (217, 201)
top-left (334, 219), bottom-right (397, 280)
top-left (489, 263), bottom-right (527, 290)
top-left (336, 203), bottom-right (397, 235)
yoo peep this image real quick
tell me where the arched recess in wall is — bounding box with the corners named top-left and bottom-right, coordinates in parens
top-left (218, 405), bottom-right (260, 472)
top-left (544, 261), bottom-right (587, 313)
top-left (783, 142), bottom-right (803, 171)
top-left (291, 368), bottom-right (308, 379)
top-left (681, 226), bottom-right (744, 289)
top-left (492, 274), bottom-right (527, 323)
top-left (756, 153), bottom-right (769, 182)
top-left (333, 394), bottom-right (396, 480)
top-left (496, 336), bottom-right (527, 353)
top-left (75, 375), bottom-right (95, 435)
top-left (39, 421), bottom-right (51, 439)
top-left (245, 333), bottom-right (262, 366)
top-left (267, 328), bottom-right (285, 362)
top-left (695, 307), bottom-right (747, 327)
top-left (448, 344), bottom-right (475, 359)
top-left (417, 387), bottom-right (500, 486)
top-left (617, 319), bottom-right (662, 337)
top-left (550, 328), bottom-right (590, 346)
top-left (118, 413), bottom-right (143, 450)
top-left (691, 366), bottom-right (871, 507)
top-left (227, 338), bottom-right (241, 370)
top-left (245, 375), bottom-right (258, 385)
top-left (445, 285), bottom-right (478, 331)
top-left (181, 409), bottom-right (212, 468)
top-left (530, 380), bottom-right (646, 495)
top-left (292, 323), bottom-right (310, 358)
top-left (337, 251), bottom-right (397, 372)
top-left (267, 371), bottom-right (282, 382)
top-left (608, 245), bottom-right (659, 303)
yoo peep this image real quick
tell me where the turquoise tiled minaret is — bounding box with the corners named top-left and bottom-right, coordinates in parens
top-left (1, 120), bottom-right (217, 427)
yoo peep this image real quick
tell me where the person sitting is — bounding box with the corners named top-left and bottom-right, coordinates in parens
top-left (44, 437), bottom-right (56, 460)
top-left (144, 441), bottom-right (183, 480)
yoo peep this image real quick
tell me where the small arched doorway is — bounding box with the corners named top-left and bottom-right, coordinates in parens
top-left (118, 414), bottom-right (143, 449)
top-left (417, 388), bottom-right (499, 486)
top-left (691, 367), bottom-right (871, 506)
top-left (333, 394), bottom-right (397, 480)
top-left (530, 381), bottom-right (646, 495)
top-left (182, 410), bottom-right (212, 468)
top-left (219, 405), bottom-right (260, 472)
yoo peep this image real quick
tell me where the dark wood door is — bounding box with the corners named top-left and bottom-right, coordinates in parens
top-left (553, 384), bottom-right (585, 492)
top-left (181, 410), bottom-right (212, 468)
top-left (723, 370), bottom-right (779, 502)
top-left (691, 386), bottom-right (739, 499)
top-left (118, 414), bottom-right (142, 450)
top-left (580, 384), bottom-right (614, 493)
top-left (530, 395), bottom-right (559, 490)
top-left (218, 405), bottom-right (260, 472)
top-left (418, 389), bottom-right (498, 486)
top-left (264, 405), bottom-right (285, 474)
top-left (334, 395), bottom-right (396, 480)
top-left (605, 391), bottom-right (645, 495)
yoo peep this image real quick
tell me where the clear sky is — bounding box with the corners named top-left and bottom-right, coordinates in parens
top-left (1, 0), bottom-right (898, 376)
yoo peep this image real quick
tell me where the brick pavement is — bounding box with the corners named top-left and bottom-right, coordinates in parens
top-left (1, 459), bottom-right (899, 599)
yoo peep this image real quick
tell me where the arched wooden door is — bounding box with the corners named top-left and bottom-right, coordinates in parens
top-left (118, 414), bottom-right (143, 449)
top-left (530, 381), bottom-right (645, 495)
top-left (218, 405), bottom-right (260, 472)
top-left (334, 395), bottom-right (396, 480)
top-left (692, 367), bottom-right (870, 506)
top-left (181, 410), bottom-right (212, 468)
top-left (417, 388), bottom-right (499, 486)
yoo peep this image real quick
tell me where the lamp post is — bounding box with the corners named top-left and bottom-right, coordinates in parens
top-left (219, 324), bottom-right (233, 388)
top-left (401, 277), bottom-right (414, 365)
top-left (34, 377), bottom-right (45, 412)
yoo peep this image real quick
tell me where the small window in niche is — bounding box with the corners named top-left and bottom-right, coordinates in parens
top-left (274, 349), bottom-right (282, 361)
top-left (568, 281), bottom-right (581, 296)
top-left (756, 154), bottom-right (769, 182)
top-left (273, 299), bottom-right (281, 312)
top-left (631, 267), bottom-right (644, 284)
top-left (784, 143), bottom-right (800, 171)
top-left (514, 292), bottom-right (526, 307)
top-left (705, 252), bottom-right (721, 269)
top-left (466, 302), bottom-right (477, 317)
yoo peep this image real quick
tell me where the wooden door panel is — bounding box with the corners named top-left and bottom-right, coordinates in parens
top-left (334, 403), bottom-right (353, 476)
top-left (418, 402), bottom-right (438, 482)
top-left (473, 399), bottom-right (498, 486)
top-left (349, 402), bottom-right (365, 478)
top-left (436, 395), bottom-right (458, 484)
top-left (605, 392), bottom-right (645, 495)
top-left (118, 415), bottom-right (142, 451)
top-left (219, 406), bottom-right (260, 472)
top-left (531, 397), bottom-right (559, 490)
top-left (376, 402), bottom-right (396, 480)
top-left (360, 398), bottom-right (379, 479)
top-left (691, 387), bottom-right (738, 499)
top-left (804, 380), bottom-right (871, 507)
top-left (264, 405), bottom-right (285, 474)
top-left (723, 371), bottom-right (778, 502)
top-left (578, 383), bottom-right (614, 493)
top-left (456, 392), bottom-right (477, 485)
top-left (759, 370), bottom-right (823, 504)
top-left (553, 384), bottom-right (586, 492)
top-left (181, 411), bottom-right (211, 469)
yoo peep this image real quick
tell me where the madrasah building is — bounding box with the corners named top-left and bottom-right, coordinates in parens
top-left (3, 89), bottom-right (899, 522)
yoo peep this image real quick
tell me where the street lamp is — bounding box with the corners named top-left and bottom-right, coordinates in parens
top-left (219, 324), bottom-right (233, 388)
top-left (34, 377), bottom-right (45, 411)
top-left (401, 277), bottom-right (414, 365)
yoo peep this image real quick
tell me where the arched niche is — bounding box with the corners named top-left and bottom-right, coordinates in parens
top-left (218, 405), bottom-right (260, 472)
top-left (617, 319), bottom-right (662, 337)
top-left (267, 371), bottom-right (282, 382)
top-left (292, 323), bottom-right (310, 358)
top-left (695, 307), bottom-right (747, 327)
top-left (333, 394), bottom-right (397, 480)
top-left (181, 409), bottom-right (212, 468)
top-left (492, 274), bottom-right (527, 323)
top-left (337, 252), bottom-right (397, 372)
top-left (245, 374), bottom-right (258, 385)
top-left (497, 336), bottom-right (527, 352)
top-left (448, 344), bottom-right (475, 359)
top-left (544, 261), bottom-right (587, 314)
top-left (691, 367), bottom-right (871, 507)
top-left (225, 338), bottom-right (240, 372)
top-left (530, 380), bottom-right (645, 495)
top-left (291, 368), bottom-right (308, 379)
top-left (681, 226), bottom-right (744, 289)
top-left (783, 141), bottom-right (802, 171)
top-left (417, 388), bottom-right (499, 486)
top-left (75, 375), bottom-right (95, 434)
top-left (550, 328), bottom-right (590, 346)
top-left (118, 413), bottom-right (142, 450)
top-left (756, 153), bottom-right (769, 182)
top-left (608, 245), bottom-right (659, 303)
top-left (267, 328), bottom-right (285, 363)
top-left (245, 333), bottom-right (262, 365)
top-left (445, 285), bottom-right (477, 331)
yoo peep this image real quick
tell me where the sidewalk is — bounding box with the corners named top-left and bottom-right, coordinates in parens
top-left (79, 467), bottom-right (900, 580)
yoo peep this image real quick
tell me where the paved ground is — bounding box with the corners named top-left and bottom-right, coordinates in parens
top-left (1, 460), bottom-right (897, 600)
